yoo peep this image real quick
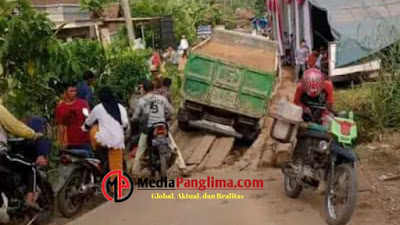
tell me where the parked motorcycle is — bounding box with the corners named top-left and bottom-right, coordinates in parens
top-left (54, 108), bottom-right (127, 218)
top-left (0, 138), bottom-right (54, 225)
top-left (53, 146), bottom-right (103, 218)
top-left (282, 111), bottom-right (358, 225)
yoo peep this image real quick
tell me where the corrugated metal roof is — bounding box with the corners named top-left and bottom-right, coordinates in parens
top-left (310, 0), bottom-right (400, 67)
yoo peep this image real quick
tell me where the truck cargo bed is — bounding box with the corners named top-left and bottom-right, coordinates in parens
top-left (179, 29), bottom-right (279, 139)
top-left (194, 40), bottom-right (276, 73)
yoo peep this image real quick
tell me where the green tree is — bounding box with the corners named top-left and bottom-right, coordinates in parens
top-left (0, 0), bottom-right (60, 118)
top-left (79, 0), bottom-right (112, 18)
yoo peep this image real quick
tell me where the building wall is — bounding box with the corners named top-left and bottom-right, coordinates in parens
top-left (56, 27), bottom-right (91, 40)
top-left (31, 0), bottom-right (79, 5)
top-left (34, 4), bottom-right (91, 23)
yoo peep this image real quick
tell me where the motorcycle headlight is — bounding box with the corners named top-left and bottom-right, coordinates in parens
top-left (318, 140), bottom-right (329, 151)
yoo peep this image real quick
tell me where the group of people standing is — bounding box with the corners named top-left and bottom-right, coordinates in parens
top-left (148, 35), bottom-right (190, 73)
top-left (55, 69), bottom-right (176, 181)
top-left (0, 68), bottom-right (176, 209)
top-left (55, 73), bottom-right (129, 183)
top-left (282, 33), bottom-right (329, 83)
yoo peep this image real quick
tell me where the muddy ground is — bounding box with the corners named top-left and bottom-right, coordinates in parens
top-left (46, 143), bottom-right (400, 225)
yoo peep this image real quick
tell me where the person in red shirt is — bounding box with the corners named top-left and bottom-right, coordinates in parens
top-left (55, 82), bottom-right (90, 150)
top-left (294, 68), bottom-right (334, 124)
top-left (307, 48), bottom-right (319, 68)
top-left (151, 49), bottom-right (161, 71)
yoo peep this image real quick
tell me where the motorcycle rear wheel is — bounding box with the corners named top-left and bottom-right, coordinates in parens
top-left (158, 146), bottom-right (169, 178)
top-left (324, 163), bottom-right (357, 225)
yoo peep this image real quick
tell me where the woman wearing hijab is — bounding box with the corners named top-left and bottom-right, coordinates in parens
top-left (83, 86), bottom-right (129, 176)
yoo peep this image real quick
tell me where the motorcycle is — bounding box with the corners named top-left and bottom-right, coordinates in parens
top-left (130, 122), bottom-right (177, 178)
top-left (54, 108), bottom-right (127, 218)
top-left (0, 138), bottom-right (54, 225)
top-left (282, 109), bottom-right (358, 225)
top-left (53, 145), bottom-right (103, 218)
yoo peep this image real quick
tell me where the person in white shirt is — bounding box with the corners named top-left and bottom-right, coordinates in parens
top-left (179, 35), bottom-right (189, 59)
top-left (83, 87), bottom-right (129, 178)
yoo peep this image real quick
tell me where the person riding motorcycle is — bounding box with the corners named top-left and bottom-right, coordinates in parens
top-left (0, 99), bottom-right (44, 210)
top-left (294, 68), bottom-right (334, 125)
top-left (131, 79), bottom-right (173, 177)
top-left (293, 68), bottom-right (334, 193)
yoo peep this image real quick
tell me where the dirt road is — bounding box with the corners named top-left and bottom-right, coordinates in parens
top-left (60, 66), bottom-right (393, 225)
top-left (65, 168), bottom-right (387, 225)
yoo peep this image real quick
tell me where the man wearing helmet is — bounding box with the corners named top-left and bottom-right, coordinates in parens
top-left (294, 68), bottom-right (334, 194)
top-left (294, 68), bottom-right (334, 124)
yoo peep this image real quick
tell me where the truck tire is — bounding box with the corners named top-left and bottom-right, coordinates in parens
top-left (178, 121), bottom-right (191, 131)
top-left (178, 108), bottom-right (194, 132)
top-left (236, 124), bottom-right (259, 142)
top-left (244, 129), bottom-right (259, 142)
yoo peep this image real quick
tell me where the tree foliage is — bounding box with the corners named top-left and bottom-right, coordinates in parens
top-left (130, 0), bottom-right (235, 44)
top-left (101, 47), bottom-right (151, 103)
top-left (79, 0), bottom-right (117, 17)
top-left (0, 0), bottom-right (266, 119)
top-left (0, 0), bottom-right (60, 118)
top-left (0, 0), bottom-right (150, 119)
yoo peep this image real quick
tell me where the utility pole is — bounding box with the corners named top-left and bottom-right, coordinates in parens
top-left (120, 0), bottom-right (135, 48)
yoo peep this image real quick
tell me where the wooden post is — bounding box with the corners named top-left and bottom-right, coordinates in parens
top-left (120, 0), bottom-right (135, 48)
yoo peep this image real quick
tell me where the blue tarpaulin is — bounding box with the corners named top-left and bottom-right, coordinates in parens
top-left (309, 0), bottom-right (400, 67)
top-left (252, 18), bottom-right (269, 29)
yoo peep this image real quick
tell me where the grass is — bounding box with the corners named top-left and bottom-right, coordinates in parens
top-left (335, 78), bottom-right (400, 142)
top-left (334, 84), bottom-right (376, 142)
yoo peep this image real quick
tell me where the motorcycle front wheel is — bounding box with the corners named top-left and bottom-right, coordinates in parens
top-left (324, 163), bottom-right (357, 225)
top-left (57, 170), bottom-right (85, 218)
top-left (284, 174), bottom-right (303, 198)
top-left (31, 180), bottom-right (55, 225)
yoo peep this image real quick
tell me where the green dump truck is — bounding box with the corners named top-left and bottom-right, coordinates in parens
top-left (177, 29), bottom-right (279, 140)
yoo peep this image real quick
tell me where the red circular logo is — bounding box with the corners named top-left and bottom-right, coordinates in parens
top-left (101, 170), bottom-right (134, 202)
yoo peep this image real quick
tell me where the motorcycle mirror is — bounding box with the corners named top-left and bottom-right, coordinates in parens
top-left (349, 111), bottom-right (354, 120)
top-left (82, 108), bottom-right (89, 117)
top-left (338, 111), bottom-right (348, 118)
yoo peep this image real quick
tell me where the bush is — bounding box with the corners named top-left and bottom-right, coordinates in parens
top-left (0, 1), bottom-right (150, 118)
top-left (100, 47), bottom-right (151, 104)
top-left (54, 39), bottom-right (107, 84)
top-left (162, 63), bottom-right (181, 107)
top-left (130, 0), bottom-right (235, 44)
top-left (341, 41), bottom-right (400, 139)
top-left (334, 85), bottom-right (376, 141)
top-left (335, 41), bottom-right (400, 140)
top-left (0, 0), bottom-right (60, 119)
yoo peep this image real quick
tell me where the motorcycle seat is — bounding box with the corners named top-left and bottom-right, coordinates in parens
top-left (7, 138), bottom-right (25, 143)
top-left (61, 149), bottom-right (94, 158)
top-left (299, 129), bottom-right (331, 141)
top-left (0, 165), bottom-right (11, 174)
